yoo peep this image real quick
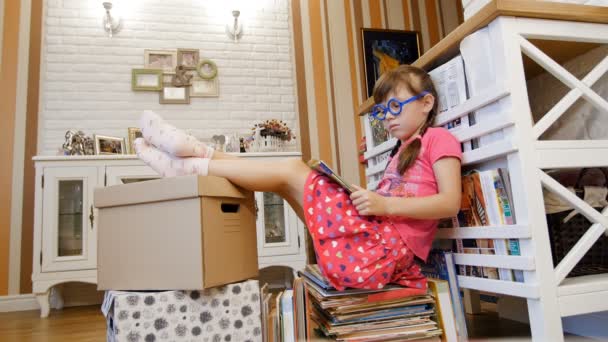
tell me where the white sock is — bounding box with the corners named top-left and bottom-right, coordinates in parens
top-left (139, 110), bottom-right (215, 159)
top-left (133, 138), bottom-right (209, 177)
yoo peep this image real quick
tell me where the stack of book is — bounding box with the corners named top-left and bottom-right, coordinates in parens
top-left (299, 264), bottom-right (446, 341)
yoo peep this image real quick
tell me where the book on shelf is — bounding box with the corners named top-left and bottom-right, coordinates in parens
top-left (429, 54), bottom-right (472, 151)
top-left (281, 289), bottom-right (296, 342)
top-left (261, 283), bottom-right (270, 342)
top-left (460, 26), bottom-right (506, 150)
top-left (479, 169), bottom-right (511, 281)
top-left (459, 171), bottom-right (500, 280)
top-left (448, 169), bottom-right (523, 282)
top-left (293, 277), bottom-right (307, 341)
top-left (300, 264), bottom-right (443, 341)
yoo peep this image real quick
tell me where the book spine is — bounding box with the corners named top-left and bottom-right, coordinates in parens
top-left (487, 170), bottom-right (514, 281)
top-left (444, 252), bottom-right (468, 341)
top-left (473, 172), bottom-right (498, 280)
top-left (499, 168), bottom-right (523, 282)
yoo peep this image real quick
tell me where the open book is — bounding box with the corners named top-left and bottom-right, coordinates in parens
top-left (307, 159), bottom-right (357, 194)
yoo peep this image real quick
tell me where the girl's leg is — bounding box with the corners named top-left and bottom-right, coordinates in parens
top-left (208, 158), bottom-right (310, 220)
top-left (140, 110), bottom-right (215, 158)
top-left (209, 150), bottom-right (240, 160)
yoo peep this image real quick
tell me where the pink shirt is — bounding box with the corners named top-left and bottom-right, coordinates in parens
top-left (375, 127), bottom-right (462, 261)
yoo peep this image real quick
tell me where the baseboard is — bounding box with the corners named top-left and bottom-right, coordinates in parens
top-left (0, 294), bottom-right (39, 313)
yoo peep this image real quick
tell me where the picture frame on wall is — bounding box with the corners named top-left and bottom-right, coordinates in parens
top-left (127, 127), bottom-right (143, 154)
top-left (361, 28), bottom-right (421, 98)
top-left (94, 135), bottom-right (126, 155)
top-left (159, 83), bottom-right (190, 104)
top-left (131, 69), bottom-right (163, 91)
top-left (177, 48), bottom-right (200, 70)
top-left (144, 49), bottom-right (178, 74)
top-left (196, 59), bottom-right (218, 80)
top-left (190, 77), bottom-right (219, 97)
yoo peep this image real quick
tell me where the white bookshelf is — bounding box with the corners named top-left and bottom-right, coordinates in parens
top-left (357, 1), bottom-right (608, 340)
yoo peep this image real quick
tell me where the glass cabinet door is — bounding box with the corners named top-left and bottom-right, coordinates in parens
top-left (263, 192), bottom-right (287, 244)
top-left (57, 180), bottom-right (84, 257)
top-left (41, 167), bottom-right (100, 272)
top-left (255, 192), bottom-right (300, 256)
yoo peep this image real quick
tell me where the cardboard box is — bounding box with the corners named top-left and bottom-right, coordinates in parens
top-left (94, 175), bottom-right (259, 290)
top-left (102, 280), bottom-right (262, 342)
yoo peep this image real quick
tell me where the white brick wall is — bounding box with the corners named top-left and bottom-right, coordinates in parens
top-left (39, 0), bottom-right (298, 155)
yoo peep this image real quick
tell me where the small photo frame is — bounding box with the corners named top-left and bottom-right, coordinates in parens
top-left (177, 48), bottom-right (200, 70)
top-left (196, 59), bottom-right (218, 80)
top-left (159, 83), bottom-right (190, 104)
top-left (132, 69), bottom-right (163, 91)
top-left (144, 49), bottom-right (178, 74)
top-left (94, 135), bottom-right (126, 155)
top-left (127, 127), bottom-right (143, 154)
top-left (190, 77), bottom-right (219, 97)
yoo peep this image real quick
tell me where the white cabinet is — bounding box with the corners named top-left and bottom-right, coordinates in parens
top-left (32, 153), bottom-right (307, 317)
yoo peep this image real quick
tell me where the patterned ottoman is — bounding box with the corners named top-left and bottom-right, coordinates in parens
top-left (102, 280), bottom-right (262, 342)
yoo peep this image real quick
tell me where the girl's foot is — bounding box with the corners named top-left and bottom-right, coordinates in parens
top-left (139, 110), bottom-right (215, 159)
top-left (133, 138), bottom-right (209, 177)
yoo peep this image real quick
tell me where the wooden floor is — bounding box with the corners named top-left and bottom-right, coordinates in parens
top-left (0, 306), bottom-right (106, 342)
top-left (0, 304), bottom-right (595, 341)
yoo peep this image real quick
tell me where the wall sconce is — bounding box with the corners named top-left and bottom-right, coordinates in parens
top-left (102, 2), bottom-right (122, 37)
top-left (226, 10), bottom-right (243, 42)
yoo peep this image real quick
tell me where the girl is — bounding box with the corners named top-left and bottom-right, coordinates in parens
top-left (134, 65), bottom-right (462, 291)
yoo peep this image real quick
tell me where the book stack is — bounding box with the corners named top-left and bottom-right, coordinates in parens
top-left (299, 264), bottom-right (445, 341)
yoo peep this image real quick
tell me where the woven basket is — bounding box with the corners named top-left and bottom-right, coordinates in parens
top-left (546, 168), bottom-right (608, 277)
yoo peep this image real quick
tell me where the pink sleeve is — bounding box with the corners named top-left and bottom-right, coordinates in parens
top-left (427, 128), bottom-right (463, 165)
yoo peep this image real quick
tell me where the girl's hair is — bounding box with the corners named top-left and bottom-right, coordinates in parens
top-left (372, 65), bottom-right (439, 175)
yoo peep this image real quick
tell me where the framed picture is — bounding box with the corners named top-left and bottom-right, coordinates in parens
top-left (177, 48), bottom-right (199, 70)
top-left (196, 59), bottom-right (218, 80)
top-left (144, 49), bottom-right (178, 74)
top-left (94, 135), bottom-right (126, 155)
top-left (159, 83), bottom-right (190, 104)
top-left (127, 127), bottom-right (143, 154)
top-left (190, 77), bottom-right (219, 97)
top-left (132, 69), bottom-right (163, 91)
top-left (361, 28), bottom-right (420, 98)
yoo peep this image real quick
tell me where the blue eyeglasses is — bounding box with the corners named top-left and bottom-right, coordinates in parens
top-left (371, 91), bottom-right (429, 121)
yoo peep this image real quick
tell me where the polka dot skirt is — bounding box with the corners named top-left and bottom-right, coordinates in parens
top-left (303, 171), bottom-right (427, 291)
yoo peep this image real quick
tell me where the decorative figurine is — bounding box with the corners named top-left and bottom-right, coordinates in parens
top-left (171, 65), bottom-right (193, 87)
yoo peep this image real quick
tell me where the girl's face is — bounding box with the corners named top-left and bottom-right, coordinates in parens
top-left (381, 85), bottom-right (434, 142)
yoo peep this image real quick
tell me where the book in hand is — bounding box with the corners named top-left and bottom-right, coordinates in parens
top-left (307, 159), bottom-right (357, 194)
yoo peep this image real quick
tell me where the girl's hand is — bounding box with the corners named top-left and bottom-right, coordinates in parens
top-left (350, 185), bottom-right (387, 216)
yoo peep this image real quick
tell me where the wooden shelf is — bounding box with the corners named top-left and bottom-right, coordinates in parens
top-left (357, 0), bottom-right (608, 116)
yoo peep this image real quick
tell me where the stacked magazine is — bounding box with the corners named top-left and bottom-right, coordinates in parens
top-left (299, 264), bottom-right (444, 341)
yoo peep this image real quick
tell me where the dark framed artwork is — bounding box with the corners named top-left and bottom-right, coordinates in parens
top-left (361, 28), bottom-right (421, 98)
